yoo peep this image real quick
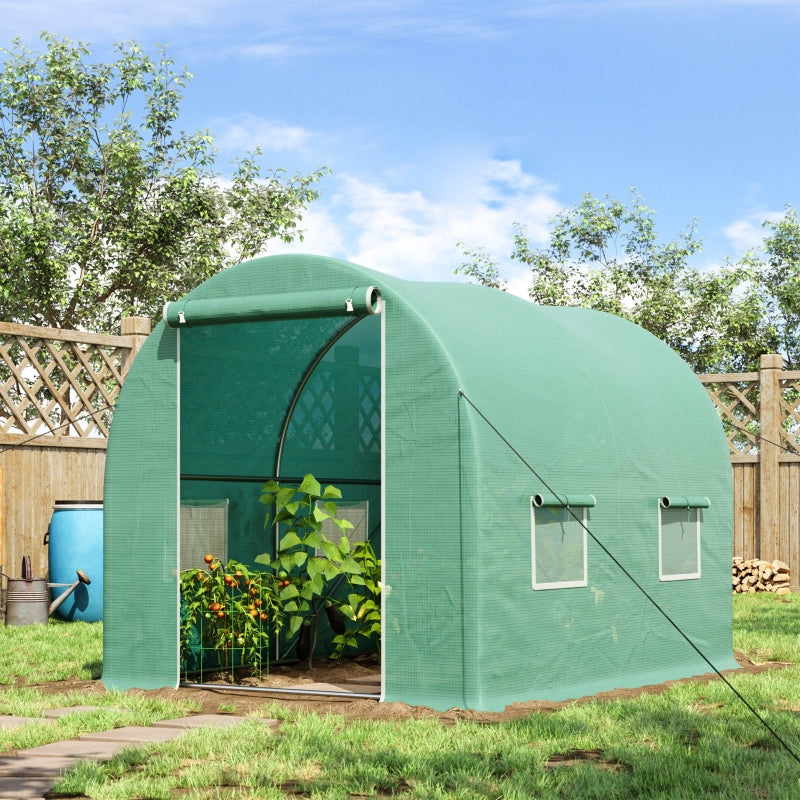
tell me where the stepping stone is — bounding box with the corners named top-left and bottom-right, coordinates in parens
top-left (152, 714), bottom-right (277, 729)
top-left (0, 755), bottom-right (77, 776)
top-left (0, 716), bottom-right (50, 729)
top-left (44, 705), bottom-right (104, 718)
top-left (18, 738), bottom-right (134, 760)
top-left (80, 725), bottom-right (185, 743)
top-left (0, 775), bottom-right (57, 799)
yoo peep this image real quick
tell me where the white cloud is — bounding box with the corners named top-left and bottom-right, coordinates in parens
top-left (212, 113), bottom-right (315, 153)
top-left (270, 158), bottom-right (560, 298)
top-left (723, 210), bottom-right (784, 253)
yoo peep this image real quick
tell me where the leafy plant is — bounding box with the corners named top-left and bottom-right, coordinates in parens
top-left (179, 556), bottom-right (283, 676)
top-left (256, 474), bottom-right (381, 664)
top-left (457, 191), bottom-right (800, 373)
top-left (0, 33), bottom-right (327, 332)
top-left (331, 540), bottom-right (382, 659)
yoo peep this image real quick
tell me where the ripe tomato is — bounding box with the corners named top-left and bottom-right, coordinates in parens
top-left (203, 553), bottom-right (214, 564)
top-left (224, 574), bottom-right (234, 585)
top-left (260, 611), bottom-right (268, 621)
top-left (216, 610), bottom-right (225, 619)
top-left (209, 602), bottom-right (221, 612)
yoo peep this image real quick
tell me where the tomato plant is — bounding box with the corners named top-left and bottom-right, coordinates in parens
top-left (179, 557), bottom-right (283, 676)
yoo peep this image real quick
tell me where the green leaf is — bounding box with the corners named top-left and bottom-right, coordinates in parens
top-left (279, 584), bottom-right (299, 601)
top-left (261, 480), bottom-right (280, 494)
top-left (320, 539), bottom-right (339, 561)
top-left (279, 554), bottom-right (298, 572)
top-left (298, 474), bottom-right (321, 498)
top-left (306, 556), bottom-right (325, 580)
top-left (322, 485), bottom-right (342, 500)
top-left (288, 615), bottom-right (303, 636)
top-left (309, 573), bottom-right (325, 595)
top-left (322, 561), bottom-right (341, 581)
top-left (336, 535), bottom-right (351, 555)
top-left (305, 531), bottom-right (322, 549)
top-left (279, 531), bottom-right (302, 549)
top-left (340, 557), bottom-right (361, 574)
top-left (299, 583), bottom-right (315, 601)
top-left (253, 553), bottom-right (272, 566)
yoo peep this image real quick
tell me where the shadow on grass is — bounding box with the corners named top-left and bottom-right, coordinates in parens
top-left (84, 659), bottom-right (102, 679)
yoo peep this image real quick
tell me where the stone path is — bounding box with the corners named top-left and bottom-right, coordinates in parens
top-left (0, 709), bottom-right (277, 800)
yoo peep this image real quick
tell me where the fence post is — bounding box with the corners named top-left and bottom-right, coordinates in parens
top-left (758, 353), bottom-right (783, 563)
top-left (120, 316), bottom-right (151, 376)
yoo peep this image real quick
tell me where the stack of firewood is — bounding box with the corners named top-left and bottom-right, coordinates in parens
top-left (732, 557), bottom-right (791, 594)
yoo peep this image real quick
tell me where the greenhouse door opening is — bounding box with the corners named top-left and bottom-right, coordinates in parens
top-left (176, 312), bottom-right (382, 695)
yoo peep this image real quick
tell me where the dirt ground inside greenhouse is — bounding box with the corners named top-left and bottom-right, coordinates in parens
top-left (26, 651), bottom-right (791, 725)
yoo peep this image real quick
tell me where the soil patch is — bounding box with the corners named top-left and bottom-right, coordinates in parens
top-left (16, 652), bottom-right (790, 724)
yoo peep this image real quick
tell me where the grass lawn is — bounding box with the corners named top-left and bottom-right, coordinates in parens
top-left (2, 594), bottom-right (799, 798)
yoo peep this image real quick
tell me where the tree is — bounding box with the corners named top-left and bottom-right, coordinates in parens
top-left (0, 34), bottom-right (328, 332)
top-left (457, 190), bottom-right (797, 373)
top-left (746, 206), bottom-right (800, 369)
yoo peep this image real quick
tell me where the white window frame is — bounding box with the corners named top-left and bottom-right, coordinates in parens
top-left (316, 500), bottom-right (369, 555)
top-left (531, 499), bottom-right (590, 590)
top-left (179, 499), bottom-right (229, 572)
top-left (658, 500), bottom-right (702, 582)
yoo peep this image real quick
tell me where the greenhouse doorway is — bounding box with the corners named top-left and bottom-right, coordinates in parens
top-left (177, 312), bottom-right (382, 698)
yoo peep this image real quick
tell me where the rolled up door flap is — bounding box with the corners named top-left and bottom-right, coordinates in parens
top-left (532, 493), bottom-right (596, 508)
top-left (659, 495), bottom-right (710, 509)
top-left (163, 286), bottom-right (382, 328)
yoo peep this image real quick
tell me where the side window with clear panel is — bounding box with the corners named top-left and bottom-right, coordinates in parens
top-left (531, 493), bottom-right (595, 590)
top-left (658, 496), bottom-right (708, 581)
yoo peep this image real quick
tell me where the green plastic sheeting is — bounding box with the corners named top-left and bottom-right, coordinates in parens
top-left (103, 324), bottom-right (178, 690)
top-left (103, 253), bottom-right (737, 711)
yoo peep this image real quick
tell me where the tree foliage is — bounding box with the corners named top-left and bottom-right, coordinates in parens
top-left (0, 34), bottom-right (328, 332)
top-left (457, 191), bottom-right (800, 373)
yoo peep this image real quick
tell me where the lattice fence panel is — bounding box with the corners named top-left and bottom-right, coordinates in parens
top-left (359, 372), bottom-right (380, 453)
top-left (778, 374), bottom-right (800, 456)
top-left (700, 374), bottom-right (761, 456)
top-left (288, 364), bottom-right (380, 454)
top-left (0, 328), bottom-right (128, 440)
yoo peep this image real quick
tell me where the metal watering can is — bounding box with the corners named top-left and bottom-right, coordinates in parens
top-left (1, 556), bottom-right (91, 626)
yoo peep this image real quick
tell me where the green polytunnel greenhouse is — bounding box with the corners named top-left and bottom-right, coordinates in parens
top-left (102, 253), bottom-right (738, 712)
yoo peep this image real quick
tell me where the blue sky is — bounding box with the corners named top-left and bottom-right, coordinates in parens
top-left (3, 1), bottom-right (798, 294)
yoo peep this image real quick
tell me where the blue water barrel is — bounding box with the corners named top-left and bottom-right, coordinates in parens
top-left (47, 501), bottom-right (103, 622)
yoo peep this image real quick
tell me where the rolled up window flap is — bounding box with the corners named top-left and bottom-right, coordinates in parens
top-left (532, 493), bottom-right (596, 508)
top-left (163, 286), bottom-right (382, 328)
top-left (659, 495), bottom-right (710, 509)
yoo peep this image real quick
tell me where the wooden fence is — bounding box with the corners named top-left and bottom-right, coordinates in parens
top-left (0, 318), bottom-right (149, 579)
top-left (0, 318), bottom-right (798, 590)
top-left (700, 354), bottom-right (800, 591)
